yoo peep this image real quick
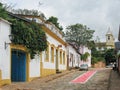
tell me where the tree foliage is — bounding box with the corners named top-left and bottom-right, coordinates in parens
top-left (11, 20), bottom-right (47, 58)
top-left (104, 49), bottom-right (116, 65)
top-left (90, 41), bottom-right (106, 64)
top-left (0, 3), bottom-right (8, 19)
top-left (65, 23), bottom-right (94, 49)
top-left (87, 40), bottom-right (95, 49)
top-left (81, 52), bottom-right (90, 62)
top-left (47, 16), bottom-right (63, 31)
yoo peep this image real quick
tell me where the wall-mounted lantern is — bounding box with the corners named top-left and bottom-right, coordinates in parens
top-left (4, 34), bottom-right (14, 49)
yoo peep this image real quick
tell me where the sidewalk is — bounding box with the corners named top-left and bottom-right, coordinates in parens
top-left (0, 70), bottom-right (76, 90)
top-left (108, 69), bottom-right (120, 90)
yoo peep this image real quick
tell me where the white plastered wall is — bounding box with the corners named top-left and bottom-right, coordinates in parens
top-left (42, 33), bottom-right (67, 71)
top-left (29, 32), bottom-right (67, 77)
top-left (30, 54), bottom-right (40, 77)
top-left (0, 19), bottom-right (11, 80)
top-left (67, 45), bottom-right (81, 68)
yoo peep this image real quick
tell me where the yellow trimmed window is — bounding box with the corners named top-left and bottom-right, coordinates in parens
top-left (51, 47), bottom-right (54, 63)
top-left (60, 51), bottom-right (62, 64)
top-left (45, 46), bottom-right (49, 62)
top-left (63, 52), bottom-right (65, 65)
top-left (40, 52), bottom-right (42, 62)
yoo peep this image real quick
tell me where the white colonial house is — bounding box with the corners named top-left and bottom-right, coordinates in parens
top-left (66, 43), bottom-right (81, 69)
top-left (0, 18), bottom-right (11, 86)
top-left (0, 14), bottom-right (67, 86)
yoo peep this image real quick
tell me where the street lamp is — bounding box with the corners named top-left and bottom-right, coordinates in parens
top-left (4, 34), bottom-right (14, 49)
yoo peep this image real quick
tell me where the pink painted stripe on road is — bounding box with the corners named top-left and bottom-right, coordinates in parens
top-left (71, 70), bottom-right (97, 84)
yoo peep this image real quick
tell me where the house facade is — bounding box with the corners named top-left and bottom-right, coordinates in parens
top-left (29, 21), bottom-right (67, 79)
top-left (11, 16), bottom-right (67, 81)
top-left (0, 14), bottom-right (67, 86)
top-left (0, 18), bottom-right (11, 86)
top-left (66, 43), bottom-right (81, 69)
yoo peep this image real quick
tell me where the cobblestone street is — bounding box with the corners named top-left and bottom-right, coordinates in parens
top-left (1, 68), bottom-right (111, 90)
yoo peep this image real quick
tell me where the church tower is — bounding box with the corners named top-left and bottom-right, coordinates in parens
top-left (106, 27), bottom-right (115, 49)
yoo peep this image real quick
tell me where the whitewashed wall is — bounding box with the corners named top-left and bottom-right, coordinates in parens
top-left (43, 33), bottom-right (67, 70)
top-left (30, 54), bottom-right (40, 77)
top-left (67, 45), bottom-right (81, 68)
top-left (29, 27), bottom-right (67, 78)
top-left (0, 19), bottom-right (11, 79)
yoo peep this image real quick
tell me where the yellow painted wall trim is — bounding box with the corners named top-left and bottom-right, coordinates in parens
top-left (0, 79), bottom-right (11, 86)
top-left (41, 68), bottom-right (56, 77)
top-left (10, 44), bottom-right (28, 52)
top-left (45, 43), bottom-right (50, 62)
top-left (10, 44), bottom-right (30, 82)
top-left (50, 44), bottom-right (55, 63)
top-left (42, 26), bottom-right (67, 46)
top-left (0, 70), bottom-right (1, 80)
top-left (0, 70), bottom-right (2, 86)
top-left (40, 62), bottom-right (43, 77)
top-left (29, 76), bottom-right (40, 82)
top-left (26, 53), bottom-right (30, 82)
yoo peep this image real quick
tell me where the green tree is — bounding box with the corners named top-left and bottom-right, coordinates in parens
top-left (65, 23), bottom-right (94, 49)
top-left (81, 52), bottom-right (90, 62)
top-left (105, 49), bottom-right (116, 65)
top-left (11, 20), bottom-right (47, 59)
top-left (0, 3), bottom-right (8, 19)
top-left (47, 16), bottom-right (63, 31)
top-left (87, 40), bottom-right (95, 49)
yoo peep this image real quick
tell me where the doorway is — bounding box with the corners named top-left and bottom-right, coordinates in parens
top-left (11, 50), bottom-right (26, 82)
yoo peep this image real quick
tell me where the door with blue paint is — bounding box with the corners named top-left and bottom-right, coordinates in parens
top-left (11, 50), bottom-right (26, 82)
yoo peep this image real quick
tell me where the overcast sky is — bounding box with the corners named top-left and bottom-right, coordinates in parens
top-left (1, 0), bottom-right (120, 42)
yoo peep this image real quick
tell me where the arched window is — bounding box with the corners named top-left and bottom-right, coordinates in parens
top-left (108, 36), bottom-right (110, 40)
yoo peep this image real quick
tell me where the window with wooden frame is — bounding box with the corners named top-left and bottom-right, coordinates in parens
top-left (40, 52), bottom-right (42, 62)
top-left (63, 51), bottom-right (65, 65)
top-left (60, 50), bottom-right (62, 64)
top-left (45, 44), bottom-right (49, 62)
top-left (51, 46), bottom-right (54, 63)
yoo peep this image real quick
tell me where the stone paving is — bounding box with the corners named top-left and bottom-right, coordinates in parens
top-left (1, 68), bottom-right (111, 90)
top-left (108, 69), bottom-right (120, 90)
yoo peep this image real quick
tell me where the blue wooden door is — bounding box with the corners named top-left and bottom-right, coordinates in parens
top-left (11, 50), bottom-right (26, 82)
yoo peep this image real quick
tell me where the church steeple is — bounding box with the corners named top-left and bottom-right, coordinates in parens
top-left (106, 27), bottom-right (112, 35)
top-left (106, 27), bottom-right (115, 49)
